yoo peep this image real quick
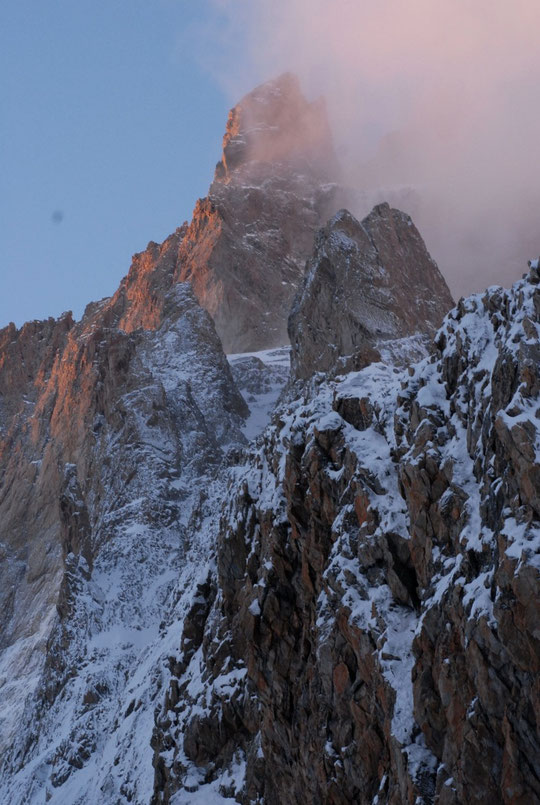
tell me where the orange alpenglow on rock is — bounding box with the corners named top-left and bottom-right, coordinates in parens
top-left (98, 73), bottom-right (344, 353)
top-left (176, 72), bottom-right (344, 352)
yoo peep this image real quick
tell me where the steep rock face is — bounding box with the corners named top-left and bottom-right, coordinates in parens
top-left (157, 350), bottom-right (435, 804)
top-left (396, 269), bottom-right (540, 803)
top-left (214, 71), bottom-right (337, 184)
top-left (176, 73), bottom-right (342, 352)
top-left (0, 313), bottom-right (75, 748)
top-left (0, 72), bottom-right (345, 799)
top-left (1, 73), bottom-right (539, 805)
top-left (76, 74), bottom-right (343, 355)
top-left (111, 227), bottom-right (188, 333)
top-left (155, 266), bottom-right (540, 803)
top-left (289, 204), bottom-right (454, 379)
top-left (0, 282), bottom-right (248, 800)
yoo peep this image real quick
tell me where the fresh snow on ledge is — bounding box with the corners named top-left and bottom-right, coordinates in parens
top-left (228, 346), bottom-right (291, 440)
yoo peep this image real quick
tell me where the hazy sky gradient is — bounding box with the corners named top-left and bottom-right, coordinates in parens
top-left (202, 0), bottom-right (540, 300)
top-left (1, 1), bottom-right (230, 327)
top-left (2, 1), bottom-right (539, 328)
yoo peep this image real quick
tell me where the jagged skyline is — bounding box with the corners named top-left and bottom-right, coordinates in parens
top-left (3, 1), bottom-right (540, 330)
top-left (204, 0), bottom-right (540, 301)
top-left (1, 31), bottom-right (539, 798)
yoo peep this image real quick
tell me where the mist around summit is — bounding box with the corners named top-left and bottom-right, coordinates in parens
top-left (201, 0), bottom-right (540, 299)
top-left (1, 8), bottom-right (540, 803)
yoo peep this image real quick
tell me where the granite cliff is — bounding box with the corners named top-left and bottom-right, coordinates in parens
top-left (146, 216), bottom-right (539, 805)
top-left (0, 74), bottom-right (538, 805)
top-left (289, 204), bottom-right (453, 379)
top-left (104, 73), bottom-right (343, 353)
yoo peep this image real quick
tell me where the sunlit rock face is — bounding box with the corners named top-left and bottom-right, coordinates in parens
top-left (94, 73), bottom-right (343, 354)
top-left (0, 281), bottom-right (248, 784)
top-left (1, 70), bottom-right (539, 805)
top-left (176, 73), bottom-right (343, 352)
top-left (111, 226), bottom-right (188, 334)
top-left (289, 203), bottom-right (454, 379)
top-left (214, 71), bottom-right (337, 184)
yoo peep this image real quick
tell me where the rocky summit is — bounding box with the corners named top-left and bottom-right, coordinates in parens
top-left (0, 74), bottom-right (539, 805)
top-left (176, 72), bottom-right (343, 352)
top-left (100, 72), bottom-right (344, 355)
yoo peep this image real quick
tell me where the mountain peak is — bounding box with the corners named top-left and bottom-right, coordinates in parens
top-left (214, 72), bottom-right (338, 184)
top-left (1, 71), bottom-right (539, 805)
top-left (175, 74), bottom-right (343, 352)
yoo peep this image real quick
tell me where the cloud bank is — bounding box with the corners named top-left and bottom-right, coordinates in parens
top-left (199, 0), bottom-right (540, 297)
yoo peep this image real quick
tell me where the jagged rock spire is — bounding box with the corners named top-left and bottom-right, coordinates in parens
top-left (176, 74), bottom-right (343, 352)
top-left (214, 72), bottom-right (338, 185)
top-left (289, 203), bottom-right (454, 379)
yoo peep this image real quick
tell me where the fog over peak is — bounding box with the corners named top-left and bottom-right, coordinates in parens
top-left (202, 0), bottom-right (540, 298)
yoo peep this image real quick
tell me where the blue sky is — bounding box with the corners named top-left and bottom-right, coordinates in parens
top-left (1, 0), bottom-right (246, 328)
top-left (2, 1), bottom-right (538, 329)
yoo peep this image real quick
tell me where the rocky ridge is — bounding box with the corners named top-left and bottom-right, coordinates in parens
top-left (0, 72), bottom-right (539, 805)
top-left (151, 263), bottom-right (540, 804)
top-left (74, 73), bottom-right (344, 356)
top-left (0, 281), bottom-right (251, 802)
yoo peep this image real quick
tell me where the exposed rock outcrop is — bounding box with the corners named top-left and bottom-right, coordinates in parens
top-left (396, 268), bottom-right (540, 803)
top-left (0, 281), bottom-right (248, 798)
top-left (153, 264), bottom-right (540, 804)
top-left (1, 71), bottom-right (538, 805)
top-left (176, 73), bottom-right (342, 352)
top-left (111, 227), bottom-right (188, 334)
top-left (0, 72), bottom-right (343, 801)
top-left (74, 74), bottom-right (343, 355)
top-left (214, 72), bottom-right (337, 185)
top-left (289, 204), bottom-right (454, 379)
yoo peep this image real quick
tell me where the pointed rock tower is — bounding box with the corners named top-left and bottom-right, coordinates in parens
top-left (90, 74), bottom-right (342, 353)
top-left (175, 73), bottom-right (342, 352)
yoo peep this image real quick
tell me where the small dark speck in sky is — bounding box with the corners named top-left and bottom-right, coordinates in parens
top-left (52, 210), bottom-right (64, 224)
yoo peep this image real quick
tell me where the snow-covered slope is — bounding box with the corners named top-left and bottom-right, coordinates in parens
top-left (0, 72), bottom-right (538, 804)
top-left (0, 284), bottom-right (250, 803)
top-left (150, 268), bottom-right (540, 804)
top-left (3, 248), bottom-right (539, 804)
top-left (228, 347), bottom-right (290, 440)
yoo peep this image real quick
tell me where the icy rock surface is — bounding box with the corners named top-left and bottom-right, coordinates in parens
top-left (0, 72), bottom-right (539, 804)
top-left (2, 257), bottom-right (539, 805)
top-left (228, 347), bottom-right (291, 440)
top-left (152, 269), bottom-right (540, 804)
top-left (0, 282), bottom-right (250, 804)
